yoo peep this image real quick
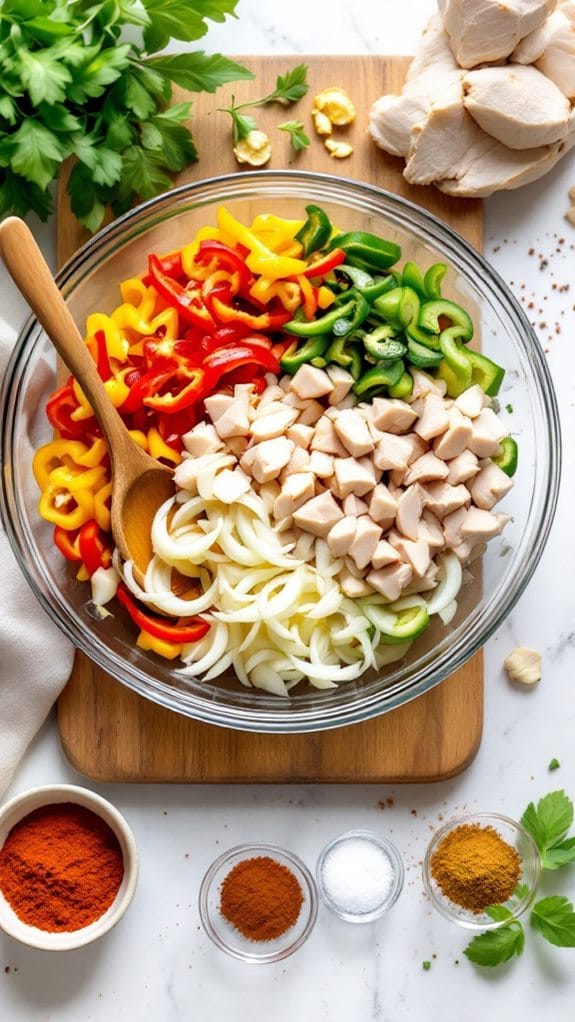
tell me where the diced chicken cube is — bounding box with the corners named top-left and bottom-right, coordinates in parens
top-left (293, 531), bottom-right (316, 562)
top-left (455, 384), bottom-right (485, 419)
top-left (403, 562), bottom-right (441, 594)
top-left (421, 481), bottom-right (471, 518)
top-left (446, 449), bottom-right (480, 485)
top-left (460, 506), bottom-right (506, 541)
top-left (339, 571), bottom-right (375, 598)
top-left (292, 491), bottom-right (344, 538)
top-left (368, 483), bottom-right (398, 525)
top-left (287, 423), bottom-right (314, 449)
top-left (418, 510), bottom-right (445, 548)
top-left (477, 407), bottom-right (508, 441)
top-left (371, 539), bottom-right (401, 570)
top-left (343, 555), bottom-right (367, 579)
top-left (309, 450), bottom-right (335, 478)
top-left (276, 514), bottom-right (294, 534)
top-left (334, 408), bottom-right (376, 458)
top-left (396, 484), bottom-right (424, 540)
top-left (468, 420), bottom-right (502, 458)
top-left (373, 432), bottom-right (415, 471)
top-left (182, 422), bottom-right (223, 458)
top-left (281, 445), bottom-right (311, 480)
top-left (289, 364), bottom-right (334, 400)
top-left (366, 562), bottom-right (413, 601)
top-left (327, 515), bottom-right (358, 557)
top-left (311, 416), bottom-right (349, 456)
top-left (404, 451), bottom-right (449, 485)
top-left (333, 457), bottom-right (375, 498)
top-left (403, 433), bottom-right (429, 464)
top-left (204, 392), bottom-right (235, 423)
top-left (327, 365), bottom-right (355, 405)
top-left (389, 535), bottom-right (432, 577)
top-left (414, 393), bottom-right (451, 441)
top-left (212, 467), bottom-right (252, 504)
top-left (250, 403), bottom-right (299, 442)
top-left (213, 388), bottom-right (252, 439)
top-left (468, 461), bottom-right (514, 510)
top-left (273, 473), bottom-right (316, 520)
top-left (258, 479), bottom-right (281, 514)
top-left (225, 436), bottom-right (249, 459)
top-left (257, 384), bottom-right (286, 409)
top-left (442, 506), bottom-right (469, 548)
top-left (410, 369), bottom-right (447, 399)
top-left (349, 516), bottom-right (383, 570)
top-left (296, 399), bottom-right (324, 426)
top-left (433, 407), bottom-right (473, 460)
top-left (343, 494), bottom-right (369, 517)
top-left (249, 437), bottom-right (295, 483)
top-left (370, 396), bottom-right (419, 434)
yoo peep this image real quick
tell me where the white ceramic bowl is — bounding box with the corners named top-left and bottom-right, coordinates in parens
top-left (0, 784), bottom-right (138, 950)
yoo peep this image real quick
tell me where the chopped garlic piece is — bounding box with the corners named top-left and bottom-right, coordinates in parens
top-left (233, 130), bottom-right (271, 167)
top-left (314, 88), bottom-right (356, 126)
top-left (312, 109), bottom-right (332, 136)
top-left (324, 139), bottom-right (354, 159)
top-left (504, 647), bottom-right (542, 686)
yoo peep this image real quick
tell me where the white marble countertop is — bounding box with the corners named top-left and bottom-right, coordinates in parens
top-left (2, 2), bottom-right (575, 1018)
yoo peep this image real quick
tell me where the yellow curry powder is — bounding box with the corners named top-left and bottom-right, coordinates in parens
top-left (430, 823), bottom-right (522, 913)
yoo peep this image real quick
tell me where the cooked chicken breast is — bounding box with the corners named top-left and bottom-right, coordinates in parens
top-left (438, 0), bottom-right (557, 68)
top-left (463, 64), bottom-right (571, 148)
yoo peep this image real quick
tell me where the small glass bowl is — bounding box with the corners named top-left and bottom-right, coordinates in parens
top-left (198, 842), bottom-right (318, 963)
top-left (423, 812), bottom-right (541, 930)
top-left (0, 784), bottom-right (138, 951)
top-left (316, 829), bottom-right (405, 923)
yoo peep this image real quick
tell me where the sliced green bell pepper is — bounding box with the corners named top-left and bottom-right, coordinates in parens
top-left (419, 299), bottom-right (474, 343)
top-left (280, 335), bottom-right (331, 374)
top-left (406, 337), bottom-right (445, 369)
top-left (372, 286), bottom-right (420, 331)
top-left (284, 296), bottom-right (357, 337)
top-left (423, 263), bottom-right (447, 300)
top-left (436, 335), bottom-right (472, 396)
top-left (352, 358), bottom-right (405, 397)
top-left (493, 436), bottom-right (518, 477)
top-left (466, 349), bottom-right (505, 396)
top-left (328, 231), bottom-right (401, 273)
top-left (363, 325), bottom-right (407, 362)
top-left (295, 204), bottom-right (333, 257)
top-left (401, 261), bottom-right (427, 298)
top-left (389, 372), bottom-right (414, 399)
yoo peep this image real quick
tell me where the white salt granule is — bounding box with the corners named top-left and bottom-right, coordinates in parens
top-left (320, 836), bottom-right (395, 915)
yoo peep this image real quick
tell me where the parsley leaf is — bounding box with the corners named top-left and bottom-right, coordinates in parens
top-left (531, 896), bottom-right (575, 947)
top-left (66, 44), bottom-right (132, 104)
top-left (464, 920), bottom-right (525, 967)
top-left (67, 163), bottom-right (108, 234)
top-left (120, 145), bottom-right (173, 200)
top-left (17, 45), bottom-right (72, 107)
top-left (270, 64), bottom-right (309, 105)
top-left (10, 119), bottom-right (67, 190)
top-left (146, 53), bottom-right (254, 94)
top-left (141, 105), bottom-right (197, 171)
top-left (0, 168), bottom-right (53, 221)
top-left (278, 119), bottom-right (311, 152)
top-left (541, 837), bottom-right (575, 870)
top-left (141, 0), bottom-right (238, 54)
top-left (521, 790), bottom-right (573, 867)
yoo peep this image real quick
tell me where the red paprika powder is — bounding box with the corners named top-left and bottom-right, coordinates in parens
top-left (0, 802), bottom-right (124, 932)
top-left (219, 855), bottom-right (304, 941)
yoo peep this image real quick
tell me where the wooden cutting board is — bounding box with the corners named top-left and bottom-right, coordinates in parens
top-left (57, 55), bottom-right (483, 783)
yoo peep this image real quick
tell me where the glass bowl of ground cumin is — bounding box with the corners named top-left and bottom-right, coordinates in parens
top-left (422, 812), bottom-right (541, 930)
top-left (199, 842), bottom-right (318, 963)
top-left (0, 784), bottom-right (138, 950)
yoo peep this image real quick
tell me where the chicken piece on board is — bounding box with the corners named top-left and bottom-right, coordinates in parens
top-left (514, 2), bottom-right (575, 99)
top-left (438, 0), bottom-right (557, 68)
top-left (463, 64), bottom-right (571, 149)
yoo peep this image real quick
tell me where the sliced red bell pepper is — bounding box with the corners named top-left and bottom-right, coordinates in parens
top-left (120, 366), bottom-right (177, 415)
top-left (296, 275), bottom-right (318, 320)
top-left (46, 380), bottom-right (96, 440)
top-left (148, 254), bottom-right (215, 330)
top-left (210, 295), bottom-right (292, 331)
top-left (196, 241), bottom-right (253, 292)
top-left (141, 251), bottom-right (185, 286)
top-left (222, 366), bottom-right (267, 392)
top-left (202, 342), bottom-right (280, 383)
top-left (54, 525), bottom-right (82, 562)
top-left (157, 405), bottom-right (200, 450)
top-left (199, 324), bottom-right (253, 355)
top-left (303, 247), bottom-right (346, 279)
top-left (86, 330), bottom-right (112, 381)
top-left (116, 583), bottom-right (210, 644)
top-left (79, 519), bottom-right (112, 576)
top-left (143, 366), bottom-right (207, 413)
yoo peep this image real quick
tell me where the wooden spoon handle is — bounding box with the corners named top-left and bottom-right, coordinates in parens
top-left (0, 216), bottom-right (129, 456)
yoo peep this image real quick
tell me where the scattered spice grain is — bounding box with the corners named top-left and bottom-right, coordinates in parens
top-left (219, 856), bottom-right (303, 942)
top-left (430, 823), bottom-right (521, 913)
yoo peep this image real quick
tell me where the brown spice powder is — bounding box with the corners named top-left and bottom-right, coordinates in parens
top-left (430, 823), bottom-right (521, 913)
top-left (219, 856), bottom-right (304, 941)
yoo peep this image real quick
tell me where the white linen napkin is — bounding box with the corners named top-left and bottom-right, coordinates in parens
top-left (0, 298), bottom-right (74, 798)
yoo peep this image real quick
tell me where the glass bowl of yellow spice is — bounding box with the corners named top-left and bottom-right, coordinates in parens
top-left (423, 813), bottom-right (541, 930)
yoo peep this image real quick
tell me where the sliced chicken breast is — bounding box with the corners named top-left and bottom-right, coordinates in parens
top-left (463, 64), bottom-right (571, 148)
top-left (438, 0), bottom-right (557, 68)
top-left (514, 2), bottom-right (575, 98)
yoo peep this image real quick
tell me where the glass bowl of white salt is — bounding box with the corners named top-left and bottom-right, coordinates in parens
top-left (316, 829), bottom-right (404, 923)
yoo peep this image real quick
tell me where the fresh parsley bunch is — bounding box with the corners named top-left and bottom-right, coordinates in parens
top-left (0, 0), bottom-right (253, 231)
top-left (464, 791), bottom-right (575, 968)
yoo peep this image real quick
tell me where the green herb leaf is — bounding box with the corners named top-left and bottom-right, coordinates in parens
top-left (521, 790), bottom-right (573, 860)
top-left (464, 921), bottom-right (525, 967)
top-left (71, 137), bottom-right (123, 187)
top-left (549, 758), bottom-right (561, 771)
top-left (144, 106), bottom-right (197, 171)
top-left (0, 168), bottom-right (53, 221)
top-left (0, 94), bottom-right (17, 125)
top-left (278, 119), bottom-right (310, 152)
top-left (120, 144), bottom-right (173, 200)
top-left (531, 896), bottom-right (575, 947)
top-left (67, 162), bottom-right (107, 234)
top-left (10, 118), bottom-right (67, 189)
top-left (141, 0), bottom-right (239, 54)
top-left (541, 837), bottom-right (575, 870)
top-left (66, 43), bottom-right (132, 104)
top-left (15, 45), bottom-right (72, 107)
top-left (485, 904), bottom-right (514, 923)
top-left (270, 63), bottom-right (309, 104)
top-left (422, 961), bottom-right (431, 971)
top-left (146, 53), bottom-right (253, 94)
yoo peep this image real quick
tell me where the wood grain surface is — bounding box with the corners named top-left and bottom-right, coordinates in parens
top-left (57, 55), bottom-right (484, 783)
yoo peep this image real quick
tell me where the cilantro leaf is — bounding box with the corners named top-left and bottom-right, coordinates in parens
top-left (540, 837), bottom-right (575, 870)
top-left (10, 119), bottom-right (67, 189)
top-left (16, 45), bottom-right (72, 106)
top-left (270, 64), bottom-right (309, 105)
top-left (521, 790), bottom-right (573, 862)
top-left (120, 144), bottom-right (173, 200)
top-left (278, 119), bottom-right (310, 152)
top-left (146, 53), bottom-right (253, 94)
top-left (531, 896), bottom-right (575, 947)
top-left (464, 921), bottom-right (525, 967)
top-left (141, 0), bottom-right (238, 54)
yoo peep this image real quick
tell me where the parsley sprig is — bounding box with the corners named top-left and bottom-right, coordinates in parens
top-left (0, 0), bottom-right (253, 231)
top-left (278, 120), bottom-right (311, 153)
top-left (463, 792), bottom-right (575, 968)
top-left (220, 64), bottom-right (309, 144)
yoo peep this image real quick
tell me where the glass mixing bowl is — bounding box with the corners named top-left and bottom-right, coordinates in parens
top-left (0, 171), bottom-right (561, 733)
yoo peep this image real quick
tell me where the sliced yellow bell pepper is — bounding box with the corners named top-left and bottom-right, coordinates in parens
top-left (217, 207), bottom-right (307, 281)
top-left (136, 630), bottom-right (183, 660)
top-left (32, 439), bottom-right (89, 490)
top-left (147, 427), bottom-right (181, 466)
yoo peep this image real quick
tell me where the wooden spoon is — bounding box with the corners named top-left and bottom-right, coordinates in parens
top-left (0, 217), bottom-right (174, 583)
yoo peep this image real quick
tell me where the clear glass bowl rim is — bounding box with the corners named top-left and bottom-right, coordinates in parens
top-left (422, 811), bottom-right (542, 929)
top-left (198, 841), bottom-right (318, 963)
top-left (0, 169), bottom-right (562, 733)
top-left (316, 828), bottom-right (405, 922)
